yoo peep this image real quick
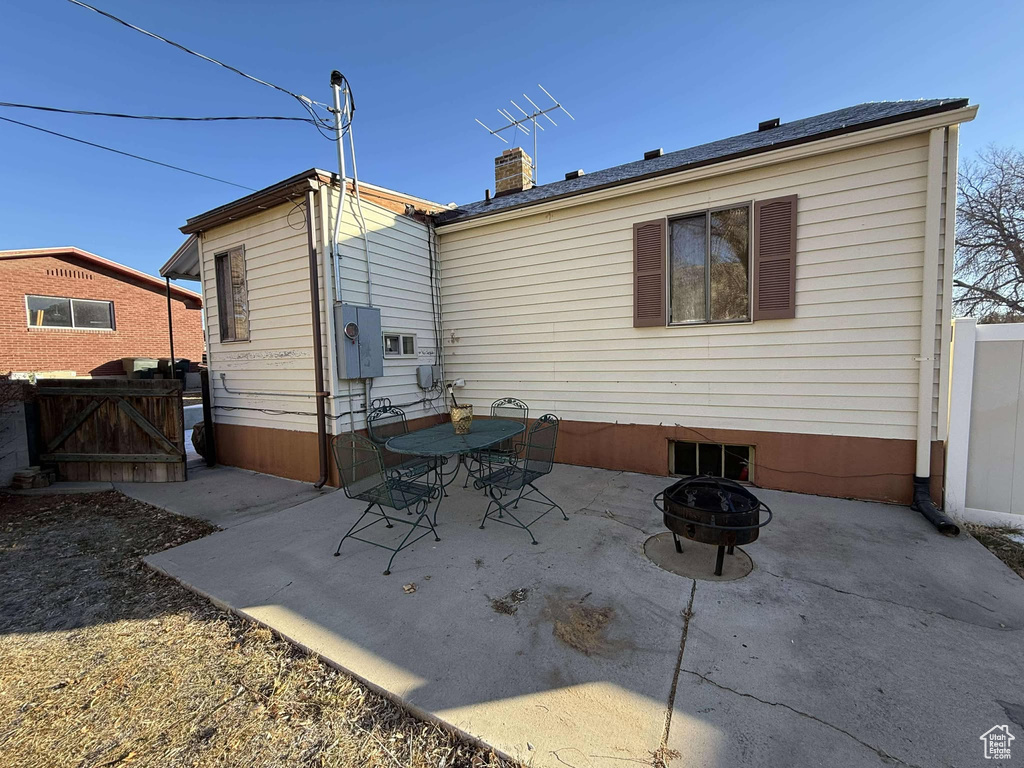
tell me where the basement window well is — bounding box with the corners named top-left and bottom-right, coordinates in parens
top-left (671, 440), bottom-right (752, 482)
top-left (383, 332), bottom-right (417, 359)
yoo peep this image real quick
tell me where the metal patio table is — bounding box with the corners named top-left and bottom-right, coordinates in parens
top-left (386, 419), bottom-right (526, 525)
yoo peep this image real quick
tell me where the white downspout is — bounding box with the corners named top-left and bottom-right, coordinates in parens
top-left (911, 126), bottom-right (960, 535)
top-left (915, 127), bottom-right (946, 480)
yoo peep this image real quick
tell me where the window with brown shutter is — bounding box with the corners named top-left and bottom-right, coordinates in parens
top-left (752, 195), bottom-right (797, 320)
top-left (633, 219), bottom-right (666, 327)
top-left (214, 246), bottom-right (249, 342)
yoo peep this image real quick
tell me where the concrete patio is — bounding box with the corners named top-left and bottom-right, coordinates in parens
top-left (145, 464), bottom-right (1024, 767)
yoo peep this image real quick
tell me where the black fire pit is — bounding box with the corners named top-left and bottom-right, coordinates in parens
top-left (654, 475), bottom-right (772, 576)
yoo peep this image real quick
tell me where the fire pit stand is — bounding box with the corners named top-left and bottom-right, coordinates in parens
top-left (654, 475), bottom-right (773, 576)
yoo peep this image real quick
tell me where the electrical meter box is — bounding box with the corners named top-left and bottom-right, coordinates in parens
top-left (334, 304), bottom-right (383, 379)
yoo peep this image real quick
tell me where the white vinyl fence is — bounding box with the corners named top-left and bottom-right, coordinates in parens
top-left (945, 318), bottom-right (1024, 525)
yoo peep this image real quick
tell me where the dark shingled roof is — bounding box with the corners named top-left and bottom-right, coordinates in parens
top-left (435, 99), bottom-right (969, 226)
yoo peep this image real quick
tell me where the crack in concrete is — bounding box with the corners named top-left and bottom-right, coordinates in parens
top-left (577, 508), bottom-right (651, 535)
top-left (258, 580), bottom-right (293, 604)
top-left (575, 471), bottom-right (660, 536)
top-left (759, 568), bottom-right (1019, 632)
top-left (575, 471), bottom-right (624, 513)
top-left (655, 580), bottom-right (697, 766)
top-left (679, 668), bottom-right (936, 768)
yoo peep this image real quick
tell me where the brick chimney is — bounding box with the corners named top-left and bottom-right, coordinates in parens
top-left (494, 147), bottom-right (533, 197)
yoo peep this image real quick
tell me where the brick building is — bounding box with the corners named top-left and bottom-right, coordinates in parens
top-left (0, 247), bottom-right (203, 378)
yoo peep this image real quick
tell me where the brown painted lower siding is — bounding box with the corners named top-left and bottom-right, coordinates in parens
top-left (554, 420), bottom-right (943, 505)
top-left (213, 417), bottom-right (942, 506)
top-left (213, 413), bottom-right (446, 488)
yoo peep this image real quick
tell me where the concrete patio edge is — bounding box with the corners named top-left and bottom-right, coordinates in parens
top-left (142, 556), bottom-right (522, 764)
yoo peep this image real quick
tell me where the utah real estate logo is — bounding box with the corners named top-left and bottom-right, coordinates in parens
top-left (980, 725), bottom-right (1014, 760)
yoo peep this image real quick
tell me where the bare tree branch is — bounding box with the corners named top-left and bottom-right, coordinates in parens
top-left (955, 146), bottom-right (1024, 322)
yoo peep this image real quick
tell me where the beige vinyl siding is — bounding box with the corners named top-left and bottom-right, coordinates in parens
top-left (324, 187), bottom-right (442, 431)
top-left (200, 201), bottom-right (321, 433)
top-left (437, 132), bottom-right (949, 441)
top-left (201, 189), bottom-right (441, 435)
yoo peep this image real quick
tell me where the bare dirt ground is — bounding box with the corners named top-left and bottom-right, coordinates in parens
top-left (0, 491), bottom-right (515, 768)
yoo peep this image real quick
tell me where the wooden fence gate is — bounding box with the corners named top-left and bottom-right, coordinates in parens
top-left (37, 378), bottom-right (186, 482)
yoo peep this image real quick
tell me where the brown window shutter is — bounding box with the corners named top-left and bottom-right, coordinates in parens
top-left (753, 195), bottom-right (797, 320)
top-left (633, 219), bottom-right (666, 327)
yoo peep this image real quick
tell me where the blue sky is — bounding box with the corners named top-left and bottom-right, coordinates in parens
top-left (2, 0), bottom-right (1020, 277)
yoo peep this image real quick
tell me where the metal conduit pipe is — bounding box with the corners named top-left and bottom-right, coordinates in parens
top-left (330, 71), bottom-right (348, 304)
top-left (305, 188), bottom-right (330, 488)
top-left (218, 373), bottom-right (314, 398)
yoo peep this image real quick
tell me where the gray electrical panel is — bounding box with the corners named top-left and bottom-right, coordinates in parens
top-left (334, 304), bottom-right (383, 379)
top-left (416, 364), bottom-right (433, 389)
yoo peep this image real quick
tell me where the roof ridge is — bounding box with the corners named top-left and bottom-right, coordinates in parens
top-left (436, 98), bottom-right (971, 226)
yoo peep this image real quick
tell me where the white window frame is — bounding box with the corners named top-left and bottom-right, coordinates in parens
top-left (25, 294), bottom-right (115, 330)
top-left (667, 202), bottom-right (753, 327)
top-left (383, 331), bottom-right (417, 359)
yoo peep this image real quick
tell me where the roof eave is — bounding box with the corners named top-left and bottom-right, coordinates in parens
top-left (0, 247), bottom-right (202, 303)
top-left (180, 169), bottom-right (328, 235)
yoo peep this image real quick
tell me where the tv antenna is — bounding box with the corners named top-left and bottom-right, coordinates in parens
top-left (475, 84), bottom-right (574, 186)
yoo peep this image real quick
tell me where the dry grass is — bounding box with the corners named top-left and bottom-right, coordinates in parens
top-left (0, 491), bottom-right (517, 768)
top-left (966, 522), bottom-right (1024, 580)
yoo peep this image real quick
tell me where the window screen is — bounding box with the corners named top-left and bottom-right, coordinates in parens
top-left (669, 205), bottom-right (750, 324)
top-left (71, 299), bottom-right (114, 329)
top-left (214, 247), bottom-right (249, 341)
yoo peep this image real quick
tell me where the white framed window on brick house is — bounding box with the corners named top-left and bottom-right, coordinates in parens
top-left (25, 295), bottom-right (115, 330)
top-left (214, 246), bottom-right (249, 342)
top-left (632, 195), bottom-right (797, 327)
top-left (383, 332), bottom-right (416, 358)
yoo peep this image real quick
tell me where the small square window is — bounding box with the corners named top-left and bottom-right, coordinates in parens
top-left (383, 332), bottom-right (417, 359)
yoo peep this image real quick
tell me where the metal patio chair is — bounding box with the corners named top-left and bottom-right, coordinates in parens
top-left (332, 432), bottom-right (440, 575)
top-left (464, 397), bottom-right (529, 489)
top-left (474, 413), bottom-right (568, 544)
top-left (367, 398), bottom-right (431, 482)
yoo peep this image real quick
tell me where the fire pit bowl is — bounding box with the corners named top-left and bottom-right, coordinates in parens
top-left (654, 475), bottom-right (772, 576)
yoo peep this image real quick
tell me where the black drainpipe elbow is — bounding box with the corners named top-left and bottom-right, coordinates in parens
top-left (912, 476), bottom-right (959, 536)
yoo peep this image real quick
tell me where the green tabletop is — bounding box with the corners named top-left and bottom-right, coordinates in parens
top-left (386, 419), bottom-right (524, 457)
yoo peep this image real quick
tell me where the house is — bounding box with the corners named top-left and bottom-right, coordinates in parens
top-left (166, 98), bottom-right (976, 505)
top-left (0, 247), bottom-right (204, 378)
top-left (435, 99), bottom-right (974, 504)
top-left (160, 174), bottom-right (446, 483)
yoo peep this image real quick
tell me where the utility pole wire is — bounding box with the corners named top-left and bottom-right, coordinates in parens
top-left (0, 101), bottom-right (316, 123)
top-left (65, 0), bottom-right (336, 134)
top-left (0, 115), bottom-right (256, 191)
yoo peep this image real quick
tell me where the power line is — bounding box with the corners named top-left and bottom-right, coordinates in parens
top-left (0, 115), bottom-right (255, 191)
top-left (66, 0), bottom-right (326, 109)
top-left (65, 0), bottom-right (342, 139)
top-left (0, 101), bottom-right (316, 123)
